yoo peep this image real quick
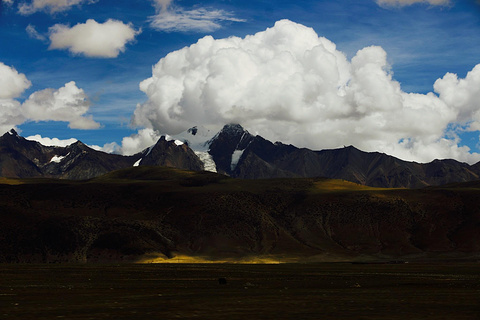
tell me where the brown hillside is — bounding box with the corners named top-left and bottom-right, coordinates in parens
top-left (1, 166), bottom-right (480, 263)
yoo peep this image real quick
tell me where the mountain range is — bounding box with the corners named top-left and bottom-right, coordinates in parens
top-left (1, 125), bottom-right (480, 188)
top-left (0, 129), bottom-right (202, 180)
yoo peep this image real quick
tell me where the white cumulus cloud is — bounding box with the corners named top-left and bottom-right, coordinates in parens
top-left (25, 134), bottom-right (120, 153)
top-left (18, 0), bottom-right (97, 15)
top-left (49, 19), bottom-right (140, 58)
top-left (119, 128), bottom-right (162, 155)
top-left (88, 141), bottom-right (119, 153)
top-left (0, 63), bottom-right (30, 134)
top-left (26, 134), bottom-right (78, 147)
top-left (132, 19), bottom-right (480, 164)
top-left (0, 99), bottom-right (25, 135)
top-left (21, 81), bottom-right (100, 129)
top-left (1, 61), bottom-right (100, 135)
top-left (149, 0), bottom-right (245, 32)
top-left (0, 62), bottom-right (32, 99)
top-left (434, 65), bottom-right (480, 131)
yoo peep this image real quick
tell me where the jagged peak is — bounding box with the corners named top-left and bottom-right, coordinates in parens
top-left (1, 129), bottom-right (20, 139)
top-left (71, 140), bottom-right (86, 147)
top-left (208, 124), bottom-right (253, 145)
top-left (142, 135), bottom-right (186, 156)
top-left (159, 135), bottom-right (184, 146)
top-left (66, 140), bottom-right (91, 153)
top-left (220, 123), bottom-right (247, 135)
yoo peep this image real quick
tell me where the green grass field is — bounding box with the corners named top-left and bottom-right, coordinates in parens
top-left (2, 263), bottom-right (480, 319)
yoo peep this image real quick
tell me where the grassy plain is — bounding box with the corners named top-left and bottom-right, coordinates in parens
top-left (1, 263), bottom-right (480, 319)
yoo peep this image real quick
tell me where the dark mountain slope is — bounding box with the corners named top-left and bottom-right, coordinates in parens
top-left (42, 141), bottom-right (140, 180)
top-left (0, 130), bottom-right (62, 178)
top-left (138, 136), bottom-right (204, 171)
top-left (1, 167), bottom-right (480, 263)
top-left (208, 123), bottom-right (254, 175)
top-left (216, 124), bottom-right (480, 187)
top-left (0, 130), bottom-right (204, 180)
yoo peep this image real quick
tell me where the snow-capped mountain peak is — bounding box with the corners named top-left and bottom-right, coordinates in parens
top-left (171, 125), bottom-right (218, 152)
top-left (206, 124), bottom-right (255, 175)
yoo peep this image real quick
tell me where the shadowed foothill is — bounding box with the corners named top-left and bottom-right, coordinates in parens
top-left (1, 165), bottom-right (480, 263)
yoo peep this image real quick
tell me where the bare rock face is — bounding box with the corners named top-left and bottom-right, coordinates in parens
top-left (207, 124), bottom-right (254, 175)
top-left (42, 141), bottom-right (140, 180)
top-left (0, 130), bottom-right (202, 180)
top-left (213, 125), bottom-right (480, 188)
top-left (0, 129), bottom-right (60, 178)
top-left (139, 136), bottom-right (204, 171)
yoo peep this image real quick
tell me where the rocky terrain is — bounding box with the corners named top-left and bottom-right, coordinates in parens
top-left (2, 126), bottom-right (480, 188)
top-left (1, 166), bottom-right (479, 263)
top-left (0, 129), bottom-right (202, 179)
top-left (214, 125), bottom-right (480, 188)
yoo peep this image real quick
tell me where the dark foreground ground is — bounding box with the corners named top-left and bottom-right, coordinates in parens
top-left (1, 263), bottom-right (480, 319)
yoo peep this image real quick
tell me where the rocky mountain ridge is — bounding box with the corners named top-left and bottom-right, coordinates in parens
top-left (207, 124), bottom-right (480, 188)
top-left (0, 129), bottom-right (201, 179)
top-left (2, 126), bottom-right (480, 188)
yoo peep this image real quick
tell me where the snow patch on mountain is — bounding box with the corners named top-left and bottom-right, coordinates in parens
top-left (50, 154), bottom-right (66, 163)
top-left (163, 134), bottom-right (185, 146)
top-left (133, 158), bottom-right (142, 167)
top-left (144, 145), bottom-right (154, 156)
top-left (134, 124), bottom-right (250, 173)
top-left (172, 125), bottom-right (218, 152)
top-left (230, 149), bottom-right (244, 171)
top-left (195, 151), bottom-right (217, 173)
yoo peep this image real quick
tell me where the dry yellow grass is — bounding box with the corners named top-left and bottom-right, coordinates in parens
top-left (0, 177), bottom-right (23, 185)
top-left (312, 179), bottom-right (397, 193)
top-left (137, 253), bottom-right (291, 264)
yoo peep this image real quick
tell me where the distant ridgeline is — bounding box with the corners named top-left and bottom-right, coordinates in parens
top-left (1, 125), bottom-right (480, 188)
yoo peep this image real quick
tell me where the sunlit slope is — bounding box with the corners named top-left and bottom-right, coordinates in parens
top-left (1, 166), bottom-right (480, 263)
top-left (0, 177), bottom-right (24, 185)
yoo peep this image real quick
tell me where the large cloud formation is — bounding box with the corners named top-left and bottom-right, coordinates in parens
top-left (0, 62), bottom-right (100, 134)
top-left (132, 19), bottom-right (480, 163)
top-left (49, 19), bottom-right (140, 58)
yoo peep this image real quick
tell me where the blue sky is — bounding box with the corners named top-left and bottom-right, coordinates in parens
top-left (1, 0), bottom-right (480, 163)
